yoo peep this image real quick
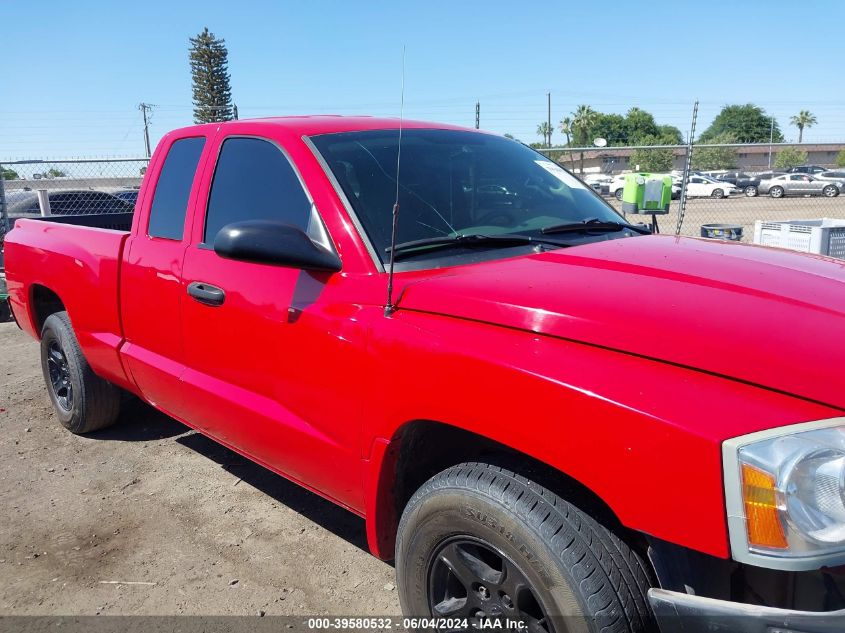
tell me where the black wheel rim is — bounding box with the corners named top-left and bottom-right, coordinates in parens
top-left (47, 340), bottom-right (73, 411)
top-left (427, 536), bottom-right (555, 633)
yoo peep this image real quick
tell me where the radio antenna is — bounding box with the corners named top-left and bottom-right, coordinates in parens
top-left (384, 46), bottom-right (406, 317)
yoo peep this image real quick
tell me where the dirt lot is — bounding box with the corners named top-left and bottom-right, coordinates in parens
top-left (0, 322), bottom-right (398, 616)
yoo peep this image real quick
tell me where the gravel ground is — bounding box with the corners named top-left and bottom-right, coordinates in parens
top-left (0, 322), bottom-right (399, 616)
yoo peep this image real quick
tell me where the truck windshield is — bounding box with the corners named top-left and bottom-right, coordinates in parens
top-left (309, 129), bottom-right (632, 264)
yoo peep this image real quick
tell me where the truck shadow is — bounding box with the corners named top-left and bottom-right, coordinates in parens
top-left (90, 400), bottom-right (376, 557)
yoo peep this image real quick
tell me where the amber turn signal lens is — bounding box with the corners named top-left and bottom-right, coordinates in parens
top-left (742, 464), bottom-right (788, 550)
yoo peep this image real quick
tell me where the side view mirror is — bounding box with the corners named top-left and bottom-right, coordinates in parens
top-left (213, 220), bottom-right (341, 272)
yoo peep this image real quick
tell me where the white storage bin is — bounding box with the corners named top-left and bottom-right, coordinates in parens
top-left (753, 218), bottom-right (845, 259)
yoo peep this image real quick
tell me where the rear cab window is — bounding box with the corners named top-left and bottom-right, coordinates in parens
top-left (148, 137), bottom-right (206, 240)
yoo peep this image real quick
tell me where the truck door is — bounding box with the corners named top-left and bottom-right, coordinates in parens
top-left (176, 134), bottom-right (363, 511)
top-left (120, 134), bottom-right (209, 414)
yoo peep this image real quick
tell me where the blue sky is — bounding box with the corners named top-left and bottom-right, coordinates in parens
top-left (2, 0), bottom-right (845, 158)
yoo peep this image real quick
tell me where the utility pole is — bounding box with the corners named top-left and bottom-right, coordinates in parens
top-left (547, 92), bottom-right (552, 148)
top-left (233, 104), bottom-right (239, 121)
top-left (475, 101), bottom-right (480, 129)
top-left (138, 103), bottom-right (153, 158)
top-left (767, 117), bottom-right (775, 168)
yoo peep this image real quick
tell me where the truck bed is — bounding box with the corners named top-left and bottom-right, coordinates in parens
top-left (3, 217), bottom-right (132, 389)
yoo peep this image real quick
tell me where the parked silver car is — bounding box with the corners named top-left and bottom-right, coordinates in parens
top-left (814, 170), bottom-right (845, 182)
top-left (757, 173), bottom-right (843, 198)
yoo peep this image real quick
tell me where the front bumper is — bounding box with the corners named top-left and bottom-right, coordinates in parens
top-left (649, 588), bottom-right (845, 633)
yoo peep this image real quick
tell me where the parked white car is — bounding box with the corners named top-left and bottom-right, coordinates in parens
top-left (683, 175), bottom-right (738, 198)
top-left (609, 174), bottom-right (628, 199)
top-left (581, 173), bottom-right (612, 193)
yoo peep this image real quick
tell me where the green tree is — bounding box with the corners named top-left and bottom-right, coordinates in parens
top-left (189, 27), bottom-right (234, 124)
top-left (45, 168), bottom-right (66, 178)
top-left (837, 149), bottom-right (845, 167)
top-left (699, 104), bottom-right (783, 143)
top-left (774, 147), bottom-right (808, 169)
top-left (657, 124), bottom-right (683, 145)
top-left (558, 116), bottom-right (577, 171)
top-left (590, 113), bottom-right (627, 145)
top-left (572, 105), bottom-right (599, 173)
top-left (624, 107), bottom-right (660, 143)
top-left (691, 133), bottom-right (739, 170)
top-left (628, 135), bottom-right (674, 172)
top-left (1, 167), bottom-right (19, 180)
top-left (790, 110), bottom-right (817, 143)
top-left (536, 122), bottom-right (552, 147)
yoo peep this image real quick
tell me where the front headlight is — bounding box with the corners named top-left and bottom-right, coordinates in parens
top-left (723, 418), bottom-right (845, 570)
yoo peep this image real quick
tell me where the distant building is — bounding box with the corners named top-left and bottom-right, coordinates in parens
top-left (552, 143), bottom-right (845, 174)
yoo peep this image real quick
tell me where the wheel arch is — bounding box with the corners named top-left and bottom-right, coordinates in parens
top-left (29, 284), bottom-right (67, 338)
top-left (365, 418), bottom-right (638, 562)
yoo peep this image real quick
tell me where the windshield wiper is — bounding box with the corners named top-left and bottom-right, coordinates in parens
top-left (386, 233), bottom-right (570, 260)
top-left (541, 218), bottom-right (652, 236)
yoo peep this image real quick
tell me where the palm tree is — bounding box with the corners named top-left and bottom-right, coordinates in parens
top-left (572, 105), bottom-right (599, 174)
top-left (790, 110), bottom-right (817, 143)
top-left (536, 122), bottom-right (552, 148)
top-left (559, 116), bottom-right (577, 171)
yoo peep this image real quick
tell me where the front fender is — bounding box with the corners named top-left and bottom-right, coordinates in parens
top-left (362, 309), bottom-right (837, 560)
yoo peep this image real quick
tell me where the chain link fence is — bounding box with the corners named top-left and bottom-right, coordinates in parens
top-left (539, 142), bottom-right (845, 246)
top-left (0, 158), bottom-right (148, 248)
top-left (2, 147), bottom-right (845, 255)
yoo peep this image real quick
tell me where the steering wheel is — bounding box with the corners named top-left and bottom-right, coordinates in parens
top-left (475, 209), bottom-right (516, 227)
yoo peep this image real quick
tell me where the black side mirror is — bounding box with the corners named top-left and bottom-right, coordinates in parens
top-left (213, 220), bottom-right (341, 272)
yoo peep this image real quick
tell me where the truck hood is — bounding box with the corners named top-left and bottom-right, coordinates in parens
top-left (399, 235), bottom-right (845, 409)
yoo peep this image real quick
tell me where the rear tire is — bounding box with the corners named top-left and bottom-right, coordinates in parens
top-left (744, 186), bottom-right (758, 197)
top-left (396, 462), bottom-right (654, 632)
top-left (614, 188), bottom-right (623, 201)
top-left (770, 186), bottom-right (785, 198)
top-left (40, 311), bottom-right (120, 434)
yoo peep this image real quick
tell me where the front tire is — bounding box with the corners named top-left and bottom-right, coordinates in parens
top-left (614, 189), bottom-right (623, 201)
top-left (711, 188), bottom-right (725, 199)
top-left (396, 463), bottom-right (653, 632)
top-left (770, 186), bottom-right (785, 198)
top-left (823, 185), bottom-right (839, 197)
top-left (40, 311), bottom-right (120, 434)
top-left (744, 186), bottom-right (758, 197)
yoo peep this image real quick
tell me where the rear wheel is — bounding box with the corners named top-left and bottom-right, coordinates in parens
top-left (40, 311), bottom-right (120, 434)
top-left (744, 185), bottom-right (758, 197)
top-left (396, 462), bottom-right (654, 632)
top-left (614, 188), bottom-right (623, 201)
top-left (823, 185), bottom-right (839, 197)
top-left (770, 186), bottom-right (785, 198)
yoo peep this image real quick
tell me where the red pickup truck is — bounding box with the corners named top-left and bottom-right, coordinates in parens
top-left (5, 117), bottom-right (845, 632)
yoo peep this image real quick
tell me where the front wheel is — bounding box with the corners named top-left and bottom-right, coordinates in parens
top-left (396, 463), bottom-right (654, 632)
top-left (744, 186), bottom-right (758, 197)
top-left (614, 188), bottom-right (623, 201)
top-left (40, 311), bottom-right (121, 434)
top-left (823, 185), bottom-right (839, 197)
top-left (770, 186), bottom-right (785, 198)
top-left (711, 188), bottom-right (725, 199)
